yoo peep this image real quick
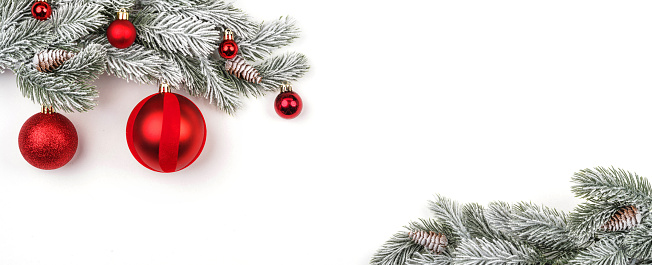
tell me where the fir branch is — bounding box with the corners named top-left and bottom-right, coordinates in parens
top-left (569, 201), bottom-right (624, 241)
top-left (0, 0), bottom-right (31, 31)
top-left (463, 203), bottom-right (508, 241)
top-left (510, 202), bottom-right (584, 251)
top-left (624, 216), bottom-right (652, 260)
top-left (570, 237), bottom-right (628, 265)
top-left (93, 0), bottom-right (136, 12)
top-left (237, 16), bottom-right (300, 61)
top-left (16, 66), bottom-right (98, 112)
top-left (406, 252), bottom-right (452, 265)
top-left (0, 20), bottom-right (54, 72)
top-left (85, 35), bottom-right (184, 86)
top-left (165, 52), bottom-right (204, 91)
top-left (453, 237), bottom-right (538, 265)
top-left (572, 167), bottom-right (652, 205)
top-left (371, 219), bottom-right (451, 265)
top-left (371, 231), bottom-right (422, 265)
top-left (486, 201), bottom-right (516, 237)
top-left (429, 195), bottom-right (471, 241)
top-left (139, 0), bottom-right (257, 38)
top-left (53, 43), bottom-right (107, 81)
top-left (51, 2), bottom-right (108, 43)
top-left (219, 52), bottom-right (309, 97)
top-left (198, 57), bottom-right (241, 114)
top-left (133, 10), bottom-right (220, 57)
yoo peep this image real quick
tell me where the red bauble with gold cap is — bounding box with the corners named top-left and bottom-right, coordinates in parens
top-left (274, 83), bottom-right (303, 119)
top-left (31, 0), bottom-right (52, 21)
top-left (218, 29), bottom-right (238, 59)
top-left (19, 107), bottom-right (78, 170)
top-left (126, 84), bottom-right (206, 173)
top-left (107, 9), bottom-right (137, 49)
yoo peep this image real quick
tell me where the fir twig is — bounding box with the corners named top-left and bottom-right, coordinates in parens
top-left (429, 195), bottom-right (470, 241)
top-left (237, 16), bottom-right (300, 61)
top-left (624, 216), bottom-right (652, 260)
top-left (133, 10), bottom-right (220, 57)
top-left (454, 237), bottom-right (538, 265)
top-left (51, 2), bottom-right (108, 43)
top-left (572, 167), bottom-right (652, 205)
top-left (510, 202), bottom-right (584, 251)
top-left (570, 237), bottom-right (628, 265)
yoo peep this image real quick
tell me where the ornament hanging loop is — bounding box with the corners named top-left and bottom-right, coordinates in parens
top-left (280, 82), bottom-right (293, 93)
top-left (159, 82), bottom-right (171, 94)
top-left (117, 8), bottom-right (129, 20)
top-left (41, 105), bottom-right (54, 114)
top-left (223, 29), bottom-right (235, 41)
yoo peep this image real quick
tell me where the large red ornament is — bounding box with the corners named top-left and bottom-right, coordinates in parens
top-left (31, 0), bottom-right (52, 21)
top-left (275, 84), bottom-right (303, 119)
top-left (18, 108), bottom-right (78, 170)
top-left (126, 85), bottom-right (206, 173)
top-left (107, 9), bottom-right (137, 49)
top-left (218, 29), bottom-right (238, 59)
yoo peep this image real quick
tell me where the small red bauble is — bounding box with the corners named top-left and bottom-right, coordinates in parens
top-left (107, 9), bottom-right (136, 49)
top-left (218, 29), bottom-right (238, 59)
top-left (126, 86), bottom-right (206, 173)
top-left (275, 84), bottom-right (303, 119)
top-left (19, 108), bottom-right (78, 170)
top-left (31, 1), bottom-right (52, 21)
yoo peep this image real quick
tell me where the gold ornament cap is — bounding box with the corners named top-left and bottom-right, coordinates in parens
top-left (41, 106), bottom-right (55, 114)
top-left (159, 82), bottom-right (171, 94)
top-left (117, 8), bottom-right (129, 20)
top-left (223, 29), bottom-right (234, 41)
top-left (280, 82), bottom-right (293, 93)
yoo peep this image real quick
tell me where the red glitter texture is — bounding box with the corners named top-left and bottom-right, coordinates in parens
top-left (18, 112), bottom-right (78, 170)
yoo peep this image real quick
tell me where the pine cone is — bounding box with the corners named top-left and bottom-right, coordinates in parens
top-left (601, 206), bottom-right (642, 232)
top-left (408, 231), bottom-right (448, 254)
top-left (33, 50), bottom-right (76, 73)
top-left (225, 56), bottom-right (262, 84)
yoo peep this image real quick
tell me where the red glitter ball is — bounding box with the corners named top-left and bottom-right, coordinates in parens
top-left (18, 112), bottom-right (78, 170)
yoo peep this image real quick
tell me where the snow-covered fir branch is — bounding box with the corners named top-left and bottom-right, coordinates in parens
top-left (372, 167), bottom-right (652, 265)
top-left (1, 0), bottom-right (308, 113)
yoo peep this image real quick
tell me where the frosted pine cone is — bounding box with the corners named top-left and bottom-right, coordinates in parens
top-left (33, 50), bottom-right (76, 73)
top-left (601, 206), bottom-right (642, 232)
top-left (225, 56), bottom-right (262, 84)
top-left (408, 231), bottom-right (448, 254)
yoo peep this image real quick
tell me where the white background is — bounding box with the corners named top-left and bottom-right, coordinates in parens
top-left (2, 1), bottom-right (652, 264)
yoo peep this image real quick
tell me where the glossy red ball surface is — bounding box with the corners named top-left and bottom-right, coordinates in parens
top-left (19, 112), bottom-right (78, 170)
top-left (275, 91), bottom-right (303, 119)
top-left (126, 93), bottom-right (206, 173)
top-left (107, 19), bottom-right (137, 49)
top-left (31, 1), bottom-right (51, 21)
top-left (218, 40), bottom-right (238, 59)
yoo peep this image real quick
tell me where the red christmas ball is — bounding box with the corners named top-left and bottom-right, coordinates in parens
top-left (18, 112), bottom-right (78, 170)
top-left (275, 91), bottom-right (303, 119)
top-left (218, 40), bottom-right (238, 59)
top-left (31, 1), bottom-right (52, 21)
top-left (107, 19), bottom-right (137, 49)
top-left (126, 92), bottom-right (206, 173)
